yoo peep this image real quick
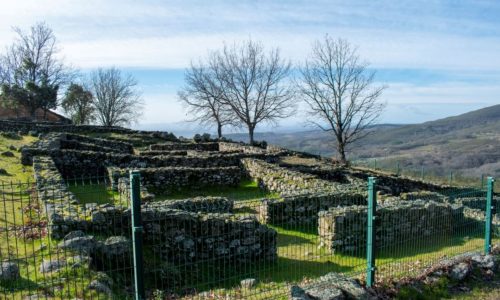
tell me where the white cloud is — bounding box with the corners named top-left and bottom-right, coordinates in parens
top-left (2, 0), bottom-right (500, 126)
top-left (1, 0), bottom-right (500, 71)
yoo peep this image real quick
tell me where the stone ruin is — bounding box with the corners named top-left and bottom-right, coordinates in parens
top-left (13, 124), bottom-right (498, 296)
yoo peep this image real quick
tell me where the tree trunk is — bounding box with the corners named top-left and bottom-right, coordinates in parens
top-left (337, 143), bottom-right (347, 165)
top-left (248, 125), bottom-right (255, 145)
top-left (30, 106), bottom-right (37, 119)
top-left (217, 123), bottom-right (222, 139)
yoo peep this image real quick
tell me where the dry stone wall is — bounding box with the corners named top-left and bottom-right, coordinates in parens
top-left (52, 150), bottom-right (245, 178)
top-left (150, 142), bottom-right (219, 151)
top-left (138, 150), bottom-right (188, 156)
top-left (242, 158), bottom-right (367, 226)
top-left (219, 142), bottom-right (267, 154)
top-left (140, 207), bottom-right (277, 263)
top-left (241, 158), bottom-right (344, 194)
top-left (107, 166), bottom-right (241, 192)
top-left (0, 120), bottom-right (177, 140)
top-left (318, 200), bottom-right (460, 254)
top-left (259, 192), bottom-right (366, 225)
top-left (21, 133), bottom-right (133, 165)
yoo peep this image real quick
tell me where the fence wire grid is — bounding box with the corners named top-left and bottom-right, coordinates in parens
top-left (0, 175), bottom-right (497, 300)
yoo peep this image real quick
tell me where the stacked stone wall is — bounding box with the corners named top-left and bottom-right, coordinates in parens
top-left (107, 166), bottom-right (241, 192)
top-left (0, 120), bottom-right (177, 140)
top-left (318, 201), bottom-right (459, 254)
top-left (219, 142), bottom-right (267, 154)
top-left (242, 158), bottom-right (359, 194)
top-left (259, 192), bottom-right (366, 225)
top-left (140, 208), bottom-right (277, 263)
top-left (51, 150), bottom-right (245, 178)
top-left (138, 150), bottom-right (188, 156)
top-left (150, 142), bottom-right (219, 151)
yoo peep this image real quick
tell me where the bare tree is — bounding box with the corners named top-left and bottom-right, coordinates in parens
top-left (212, 40), bottom-right (295, 144)
top-left (89, 67), bottom-right (143, 127)
top-left (0, 22), bottom-right (74, 116)
top-left (178, 61), bottom-right (235, 138)
top-left (299, 37), bottom-right (386, 164)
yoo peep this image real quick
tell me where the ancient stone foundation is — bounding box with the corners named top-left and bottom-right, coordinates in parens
top-left (150, 142), bottom-right (219, 151)
top-left (140, 207), bottom-right (277, 263)
top-left (318, 201), bottom-right (460, 254)
top-left (107, 166), bottom-right (241, 192)
top-left (259, 192), bottom-right (366, 225)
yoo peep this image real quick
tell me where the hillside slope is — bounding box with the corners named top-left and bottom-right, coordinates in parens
top-left (227, 104), bottom-right (500, 178)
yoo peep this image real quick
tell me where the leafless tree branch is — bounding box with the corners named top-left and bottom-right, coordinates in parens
top-left (299, 36), bottom-right (386, 163)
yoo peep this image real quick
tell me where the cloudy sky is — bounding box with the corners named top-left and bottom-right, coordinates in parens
top-left (1, 0), bottom-right (499, 132)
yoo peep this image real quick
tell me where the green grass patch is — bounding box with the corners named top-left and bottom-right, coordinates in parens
top-left (0, 134), bottom-right (37, 183)
top-left (154, 179), bottom-right (280, 202)
top-left (67, 183), bottom-right (119, 205)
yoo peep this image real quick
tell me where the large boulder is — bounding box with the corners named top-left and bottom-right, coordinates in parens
top-left (88, 272), bottom-right (113, 295)
top-left (0, 262), bottom-right (20, 281)
top-left (58, 235), bottom-right (97, 254)
top-left (290, 272), bottom-right (368, 300)
top-left (95, 236), bottom-right (131, 270)
top-left (449, 262), bottom-right (471, 281)
top-left (471, 254), bottom-right (495, 269)
top-left (39, 259), bottom-right (66, 273)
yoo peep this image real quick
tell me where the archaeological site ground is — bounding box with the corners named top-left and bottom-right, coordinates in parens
top-left (0, 120), bottom-right (498, 299)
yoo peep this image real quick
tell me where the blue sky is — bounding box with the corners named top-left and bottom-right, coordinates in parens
top-left (1, 0), bottom-right (499, 133)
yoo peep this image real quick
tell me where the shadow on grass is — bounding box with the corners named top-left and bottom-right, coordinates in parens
top-left (0, 277), bottom-right (39, 292)
top-left (67, 183), bottom-right (116, 205)
top-left (276, 231), bottom-right (312, 247)
top-left (153, 180), bottom-right (278, 202)
top-left (170, 256), bottom-right (356, 295)
top-left (377, 229), bottom-right (485, 260)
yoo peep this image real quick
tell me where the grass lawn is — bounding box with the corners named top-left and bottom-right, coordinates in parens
top-left (0, 134), bottom-right (121, 299)
top-left (0, 134), bottom-right (37, 183)
top-left (0, 135), bottom-right (493, 299)
top-left (186, 225), bottom-right (485, 299)
top-left (67, 182), bottom-right (120, 205)
top-left (154, 179), bottom-right (280, 202)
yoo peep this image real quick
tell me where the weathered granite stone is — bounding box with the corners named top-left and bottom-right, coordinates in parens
top-left (64, 230), bottom-right (85, 240)
top-left (0, 262), bottom-right (20, 281)
top-left (240, 278), bottom-right (257, 289)
top-left (58, 236), bottom-right (97, 254)
top-left (291, 272), bottom-right (367, 300)
top-left (450, 262), bottom-right (471, 281)
top-left (471, 254), bottom-right (495, 269)
top-left (88, 279), bottom-right (112, 295)
top-left (39, 259), bottom-right (66, 273)
top-left (1, 151), bottom-right (15, 157)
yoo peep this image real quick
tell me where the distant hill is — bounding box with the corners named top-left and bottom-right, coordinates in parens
top-left (227, 104), bottom-right (500, 178)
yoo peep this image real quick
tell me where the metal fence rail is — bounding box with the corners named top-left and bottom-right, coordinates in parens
top-left (0, 175), bottom-right (496, 299)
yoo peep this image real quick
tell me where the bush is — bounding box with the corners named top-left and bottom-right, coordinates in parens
top-left (252, 140), bottom-right (267, 149)
top-left (1, 132), bottom-right (21, 140)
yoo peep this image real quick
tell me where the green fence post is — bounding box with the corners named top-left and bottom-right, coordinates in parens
top-left (449, 172), bottom-right (453, 185)
top-left (366, 177), bottom-right (377, 287)
top-left (130, 170), bottom-right (145, 300)
top-left (484, 177), bottom-right (495, 254)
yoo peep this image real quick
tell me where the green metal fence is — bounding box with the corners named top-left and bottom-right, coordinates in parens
top-left (0, 175), bottom-right (496, 299)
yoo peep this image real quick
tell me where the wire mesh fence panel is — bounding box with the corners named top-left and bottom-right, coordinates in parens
top-left (1, 172), bottom-right (497, 299)
top-left (0, 177), bottom-right (134, 300)
top-left (374, 187), bottom-right (488, 282)
top-left (141, 187), bottom-right (368, 299)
